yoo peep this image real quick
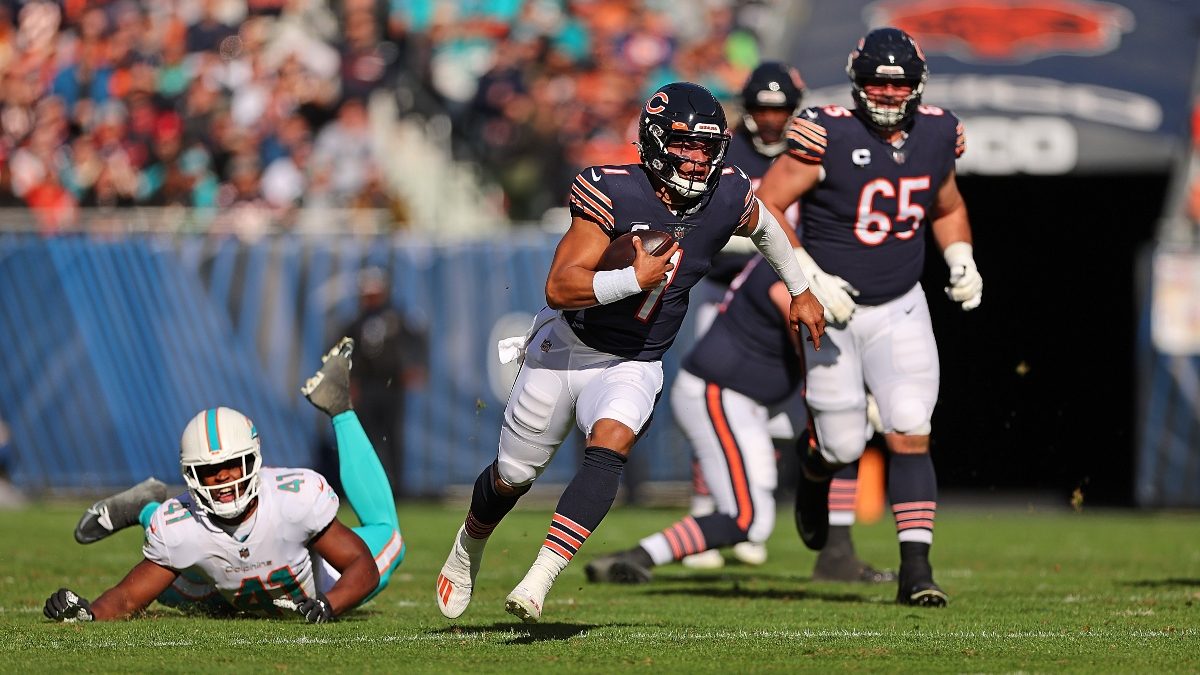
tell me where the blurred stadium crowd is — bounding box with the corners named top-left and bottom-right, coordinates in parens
top-left (0, 0), bottom-right (784, 233)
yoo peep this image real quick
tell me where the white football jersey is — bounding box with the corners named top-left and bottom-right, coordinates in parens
top-left (144, 466), bottom-right (340, 617)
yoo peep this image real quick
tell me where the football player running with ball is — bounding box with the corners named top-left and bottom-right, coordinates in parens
top-left (435, 81), bottom-right (825, 624)
top-left (43, 338), bottom-right (405, 622)
top-left (757, 27), bottom-right (983, 607)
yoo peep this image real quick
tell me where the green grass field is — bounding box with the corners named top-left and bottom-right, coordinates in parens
top-left (1, 501), bottom-right (1197, 673)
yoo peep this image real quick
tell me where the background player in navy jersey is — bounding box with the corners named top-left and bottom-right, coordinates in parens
top-left (682, 63), bottom-right (890, 581)
top-left (435, 81), bottom-right (826, 624)
top-left (757, 28), bottom-right (983, 607)
top-left (584, 255), bottom-right (886, 584)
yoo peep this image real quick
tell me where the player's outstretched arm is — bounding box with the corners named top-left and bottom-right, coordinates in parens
top-left (930, 170), bottom-right (982, 310)
top-left (305, 518), bottom-right (379, 621)
top-left (45, 559), bottom-right (179, 621)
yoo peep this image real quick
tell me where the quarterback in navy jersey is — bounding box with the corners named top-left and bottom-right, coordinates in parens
top-left (758, 27), bottom-right (984, 607)
top-left (435, 81), bottom-right (825, 624)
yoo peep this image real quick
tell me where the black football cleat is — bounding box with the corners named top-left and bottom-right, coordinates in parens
top-left (584, 550), bottom-right (653, 584)
top-left (75, 477), bottom-right (168, 544)
top-left (813, 553), bottom-right (897, 584)
top-left (896, 577), bottom-right (949, 607)
top-left (301, 337), bottom-right (354, 417)
top-left (794, 471), bottom-right (831, 551)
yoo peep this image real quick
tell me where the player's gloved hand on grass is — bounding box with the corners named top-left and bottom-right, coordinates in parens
top-left (274, 594), bottom-right (336, 623)
top-left (794, 247), bottom-right (859, 324)
top-left (943, 242), bottom-right (983, 311)
top-left (44, 588), bottom-right (94, 622)
top-left (296, 595), bottom-right (335, 623)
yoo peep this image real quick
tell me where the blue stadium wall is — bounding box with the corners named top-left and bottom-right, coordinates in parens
top-left (0, 232), bottom-right (696, 495)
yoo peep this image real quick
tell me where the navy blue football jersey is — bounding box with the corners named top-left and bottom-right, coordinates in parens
top-left (786, 104), bottom-right (965, 305)
top-left (566, 163), bottom-right (756, 360)
top-left (682, 257), bottom-right (802, 406)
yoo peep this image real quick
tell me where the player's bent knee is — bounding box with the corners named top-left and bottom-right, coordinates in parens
top-left (496, 433), bottom-right (549, 488)
top-left (497, 420), bottom-right (557, 487)
top-left (819, 426), bottom-right (869, 465)
top-left (890, 399), bottom-right (932, 435)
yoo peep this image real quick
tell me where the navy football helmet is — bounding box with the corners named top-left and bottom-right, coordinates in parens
top-left (846, 27), bottom-right (928, 131)
top-left (740, 62), bottom-right (805, 156)
top-left (637, 82), bottom-right (730, 200)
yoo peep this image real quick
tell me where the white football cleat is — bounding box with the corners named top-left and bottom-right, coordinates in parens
top-left (732, 541), bottom-right (768, 566)
top-left (505, 560), bottom-right (557, 624)
top-left (504, 586), bottom-right (544, 624)
top-left (681, 548), bottom-right (725, 569)
top-left (435, 525), bottom-right (485, 619)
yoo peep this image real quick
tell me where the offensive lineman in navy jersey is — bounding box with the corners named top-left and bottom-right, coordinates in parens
top-left (757, 28), bottom-right (983, 607)
top-left (435, 82), bottom-right (826, 624)
top-left (682, 63), bottom-right (888, 580)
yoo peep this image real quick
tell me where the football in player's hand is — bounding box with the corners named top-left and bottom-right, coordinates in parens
top-left (596, 231), bottom-right (676, 271)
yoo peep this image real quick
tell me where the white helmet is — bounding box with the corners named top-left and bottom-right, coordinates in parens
top-left (179, 407), bottom-right (262, 519)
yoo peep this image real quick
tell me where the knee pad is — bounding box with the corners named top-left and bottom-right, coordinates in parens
top-left (496, 424), bottom-right (554, 487)
top-left (497, 370), bottom-right (566, 487)
top-left (814, 410), bottom-right (869, 465)
top-left (889, 398), bottom-right (932, 435)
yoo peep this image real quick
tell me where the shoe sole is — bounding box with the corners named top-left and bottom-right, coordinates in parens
top-left (504, 596), bottom-right (540, 624)
top-left (898, 588), bottom-right (949, 607)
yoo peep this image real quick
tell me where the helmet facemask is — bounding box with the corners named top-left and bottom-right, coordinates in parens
top-left (740, 62), bottom-right (805, 157)
top-left (636, 82), bottom-right (731, 201)
top-left (846, 28), bottom-right (929, 132)
top-left (179, 407), bottom-right (263, 520)
top-left (852, 75), bottom-right (925, 131)
top-left (640, 123), bottom-right (729, 200)
top-left (742, 107), bottom-right (795, 157)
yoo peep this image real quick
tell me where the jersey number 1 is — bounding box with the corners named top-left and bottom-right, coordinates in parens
top-left (635, 250), bottom-right (683, 322)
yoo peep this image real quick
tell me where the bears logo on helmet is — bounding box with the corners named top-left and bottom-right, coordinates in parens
top-left (637, 82), bottom-right (731, 200)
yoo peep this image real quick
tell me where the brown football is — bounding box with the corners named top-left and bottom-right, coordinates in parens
top-left (596, 231), bottom-right (676, 271)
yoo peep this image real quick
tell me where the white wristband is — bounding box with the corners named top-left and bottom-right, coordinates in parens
top-left (593, 266), bottom-right (642, 305)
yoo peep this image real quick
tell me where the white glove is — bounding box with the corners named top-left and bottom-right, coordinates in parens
top-left (793, 247), bottom-right (859, 324)
top-left (943, 241), bottom-right (983, 311)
